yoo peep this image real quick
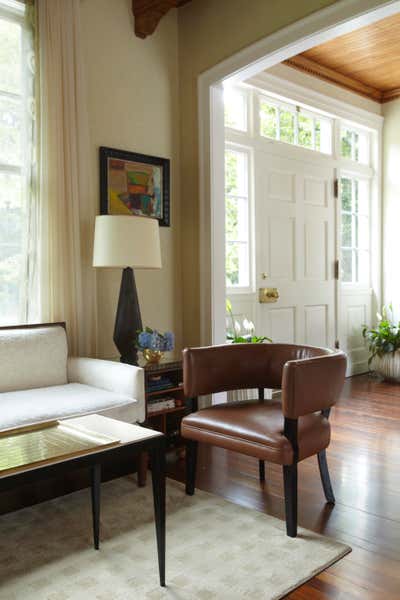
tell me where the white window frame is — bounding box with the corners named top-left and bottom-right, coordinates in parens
top-left (224, 142), bottom-right (254, 295)
top-left (257, 91), bottom-right (333, 155)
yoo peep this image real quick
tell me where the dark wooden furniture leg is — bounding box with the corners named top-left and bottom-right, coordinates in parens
top-left (283, 464), bottom-right (298, 537)
top-left (185, 439), bottom-right (198, 496)
top-left (150, 440), bottom-right (166, 587)
top-left (318, 449), bottom-right (335, 504)
top-left (259, 460), bottom-right (265, 482)
top-left (91, 463), bottom-right (101, 550)
top-left (138, 451), bottom-right (148, 487)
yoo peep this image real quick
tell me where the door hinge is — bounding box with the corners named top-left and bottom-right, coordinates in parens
top-left (334, 259), bottom-right (339, 280)
top-left (334, 179), bottom-right (339, 198)
top-left (334, 339), bottom-right (340, 349)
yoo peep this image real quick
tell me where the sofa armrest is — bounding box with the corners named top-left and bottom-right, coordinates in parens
top-left (67, 357), bottom-right (145, 403)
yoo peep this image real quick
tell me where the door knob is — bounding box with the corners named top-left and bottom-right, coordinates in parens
top-left (259, 288), bottom-right (279, 303)
top-left (261, 272), bottom-right (268, 280)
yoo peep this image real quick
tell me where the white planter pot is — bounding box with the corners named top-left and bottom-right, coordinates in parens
top-left (372, 351), bottom-right (400, 382)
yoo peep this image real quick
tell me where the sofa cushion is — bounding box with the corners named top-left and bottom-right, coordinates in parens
top-left (0, 326), bottom-right (68, 393)
top-left (0, 383), bottom-right (140, 431)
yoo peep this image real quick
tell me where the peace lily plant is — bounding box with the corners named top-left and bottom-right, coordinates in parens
top-left (362, 305), bottom-right (400, 381)
top-left (226, 299), bottom-right (272, 344)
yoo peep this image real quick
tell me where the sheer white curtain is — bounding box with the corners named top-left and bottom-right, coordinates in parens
top-left (37, 0), bottom-right (97, 356)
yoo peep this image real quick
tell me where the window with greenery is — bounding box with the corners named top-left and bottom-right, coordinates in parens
top-left (340, 176), bottom-right (370, 284)
top-left (259, 96), bottom-right (332, 154)
top-left (225, 148), bottom-right (250, 289)
top-left (224, 87), bottom-right (247, 132)
top-left (0, 0), bottom-right (33, 325)
top-left (340, 125), bottom-right (369, 164)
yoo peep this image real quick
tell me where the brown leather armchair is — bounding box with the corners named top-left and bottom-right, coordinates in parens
top-left (181, 343), bottom-right (346, 537)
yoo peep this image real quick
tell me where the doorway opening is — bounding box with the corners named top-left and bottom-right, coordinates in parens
top-left (200, 1), bottom-right (400, 376)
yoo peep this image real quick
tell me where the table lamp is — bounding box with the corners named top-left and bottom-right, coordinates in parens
top-left (93, 215), bottom-right (162, 365)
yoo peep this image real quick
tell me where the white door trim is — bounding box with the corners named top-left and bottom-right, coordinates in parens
top-left (199, 0), bottom-right (398, 345)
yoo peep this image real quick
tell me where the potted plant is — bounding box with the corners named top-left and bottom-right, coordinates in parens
top-left (362, 305), bottom-right (400, 381)
top-left (226, 299), bottom-right (272, 344)
top-left (136, 327), bottom-right (174, 365)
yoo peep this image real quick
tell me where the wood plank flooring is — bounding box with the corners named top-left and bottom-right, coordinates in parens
top-left (167, 374), bottom-right (400, 599)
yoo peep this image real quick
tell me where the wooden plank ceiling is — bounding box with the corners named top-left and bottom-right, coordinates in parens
top-left (284, 12), bottom-right (400, 103)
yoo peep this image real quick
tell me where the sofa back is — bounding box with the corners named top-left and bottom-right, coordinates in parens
top-left (0, 324), bottom-right (68, 392)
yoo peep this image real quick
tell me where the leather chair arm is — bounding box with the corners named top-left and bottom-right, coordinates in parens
top-left (281, 351), bottom-right (347, 418)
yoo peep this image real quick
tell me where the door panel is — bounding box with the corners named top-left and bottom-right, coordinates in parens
top-left (254, 151), bottom-right (336, 347)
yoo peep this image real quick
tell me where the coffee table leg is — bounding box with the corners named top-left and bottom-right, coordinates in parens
top-left (150, 440), bottom-right (166, 587)
top-left (91, 463), bottom-right (101, 550)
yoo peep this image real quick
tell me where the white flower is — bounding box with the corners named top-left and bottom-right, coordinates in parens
top-left (376, 312), bottom-right (383, 322)
top-left (243, 318), bottom-right (254, 333)
top-left (234, 320), bottom-right (241, 334)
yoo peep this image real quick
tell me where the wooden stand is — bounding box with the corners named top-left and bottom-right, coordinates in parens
top-left (138, 360), bottom-right (188, 485)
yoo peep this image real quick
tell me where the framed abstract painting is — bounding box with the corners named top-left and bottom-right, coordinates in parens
top-left (99, 146), bottom-right (170, 226)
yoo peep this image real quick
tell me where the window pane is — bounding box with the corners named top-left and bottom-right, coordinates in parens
top-left (0, 172), bottom-right (24, 325)
top-left (226, 243), bottom-right (239, 286)
top-left (260, 100), bottom-right (277, 139)
top-left (341, 128), bottom-right (352, 159)
top-left (341, 178), bottom-right (352, 211)
top-left (341, 249), bottom-right (353, 282)
top-left (224, 88), bottom-right (246, 131)
top-left (279, 109), bottom-right (295, 144)
top-left (298, 113), bottom-right (313, 149)
top-left (226, 196), bottom-right (238, 241)
top-left (341, 213), bottom-right (352, 247)
top-left (0, 18), bottom-right (21, 94)
top-left (0, 96), bottom-right (22, 166)
top-left (226, 242), bottom-right (249, 287)
top-left (225, 150), bottom-right (247, 196)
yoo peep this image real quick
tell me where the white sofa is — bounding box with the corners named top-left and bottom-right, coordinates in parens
top-left (0, 324), bottom-right (145, 432)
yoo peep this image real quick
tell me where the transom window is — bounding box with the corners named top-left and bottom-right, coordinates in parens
top-left (225, 147), bottom-right (250, 289)
top-left (224, 87), bottom-right (247, 132)
top-left (259, 95), bottom-right (332, 154)
top-left (340, 176), bottom-right (370, 284)
top-left (340, 125), bottom-right (369, 164)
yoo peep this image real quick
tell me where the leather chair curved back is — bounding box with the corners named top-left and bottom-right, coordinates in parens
top-left (183, 343), bottom-right (345, 413)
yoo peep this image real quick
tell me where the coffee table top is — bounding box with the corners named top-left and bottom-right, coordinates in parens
top-left (0, 415), bottom-right (162, 478)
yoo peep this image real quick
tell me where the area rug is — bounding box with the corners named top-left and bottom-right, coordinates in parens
top-left (0, 477), bottom-right (350, 599)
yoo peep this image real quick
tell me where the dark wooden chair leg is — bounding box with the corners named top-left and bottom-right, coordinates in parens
top-left (259, 460), bottom-right (265, 482)
top-left (138, 451), bottom-right (148, 487)
top-left (185, 440), bottom-right (198, 495)
top-left (150, 441), bottom-right (166, 587)
top-left (318, 449), bottom-right (335, 504)
top-left (91, 463), bottom-right (101, 550)
top-left (283, 463), bottom-right (298, 537)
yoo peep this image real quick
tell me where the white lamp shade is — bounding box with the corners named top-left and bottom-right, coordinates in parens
top-left (93, 215), bottom-right (162, 269)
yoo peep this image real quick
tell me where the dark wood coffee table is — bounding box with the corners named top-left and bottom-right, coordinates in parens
top-left (0, 415), bottom-right (166, 587)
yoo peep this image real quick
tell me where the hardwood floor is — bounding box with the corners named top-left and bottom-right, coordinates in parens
top-left (167, 374), bottom-right (400, 599)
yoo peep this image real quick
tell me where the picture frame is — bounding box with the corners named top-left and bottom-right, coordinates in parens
top-left (99, 146), bottom-right (170, 227)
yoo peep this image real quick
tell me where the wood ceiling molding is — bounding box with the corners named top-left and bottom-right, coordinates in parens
top-left (132, 0), bottom-right (190, 39)
top-left (284, 12), bottom-right (400, 104)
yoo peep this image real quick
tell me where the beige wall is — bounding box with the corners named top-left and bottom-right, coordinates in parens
top-left (178, 0), bottom-right (340, 346)
top-left (382, 98), bottom-right (400, 317)
top-left (80, 0), bottom-right (181, 359)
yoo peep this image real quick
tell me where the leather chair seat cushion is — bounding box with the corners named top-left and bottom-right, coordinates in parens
top-left (181, 401), bottom-right (330, 465)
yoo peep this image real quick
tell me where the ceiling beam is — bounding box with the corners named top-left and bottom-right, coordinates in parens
top-left (283, 55), bottom-right (383, 103)
top-left (132, 0), bottom-right (190, 39)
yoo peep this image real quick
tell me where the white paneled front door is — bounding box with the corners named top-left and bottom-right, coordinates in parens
top-left (253, 150), bottom-right (336, 347)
